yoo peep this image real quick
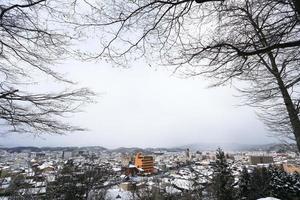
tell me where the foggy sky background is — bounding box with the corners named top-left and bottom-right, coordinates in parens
top-left (0, 58), bottom-right (278, 148)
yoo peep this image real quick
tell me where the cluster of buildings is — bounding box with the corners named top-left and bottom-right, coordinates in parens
top-left (0, 147), bottom-right (299, 199)
top-left (121, 152), bottom-right (155, 176)
top-left (111, 149), bottom-right (300, 199)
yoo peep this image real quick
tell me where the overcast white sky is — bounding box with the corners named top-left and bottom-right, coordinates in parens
top-left (0, 58), bottom-right (277, 148)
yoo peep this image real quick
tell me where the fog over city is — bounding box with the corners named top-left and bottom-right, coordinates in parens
top-left (0, 59), bottom-right (275, 148)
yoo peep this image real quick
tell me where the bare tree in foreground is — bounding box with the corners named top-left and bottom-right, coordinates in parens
top-left (71, 0), bottom-right (300, 150)
top-left (0, 0), bottom-right (94, 135)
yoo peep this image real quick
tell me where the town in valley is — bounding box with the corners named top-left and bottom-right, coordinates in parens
top-left (1, 144), bottom-right (299, 199)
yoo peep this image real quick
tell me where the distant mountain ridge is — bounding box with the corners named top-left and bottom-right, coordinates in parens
top-left (111, 147), bottom-right (183, 154)
top-left (0, 146), bottom-right (107, 153)
top-left (0, 146), bottom-right (183, 153)
top-left (0, 143), bottom-right (297, 153)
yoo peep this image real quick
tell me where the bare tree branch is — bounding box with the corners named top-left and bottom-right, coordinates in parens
top-left (0, 0), bottom-right (95, 135)
top-left (78, 0), bottom-right (300, 150)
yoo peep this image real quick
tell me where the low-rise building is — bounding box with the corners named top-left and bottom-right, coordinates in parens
top-left (282, 163), bottom-right (300, 174)
top-left (249, 155), bottom-right (274, 165)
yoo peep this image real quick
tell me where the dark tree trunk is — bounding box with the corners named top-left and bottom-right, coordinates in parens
top-left (293, 0), bottom-right (300, 16)
top-left (268, 54), bottom-right (300, 152)
top-left (276, 76), bottom-right (300, 152)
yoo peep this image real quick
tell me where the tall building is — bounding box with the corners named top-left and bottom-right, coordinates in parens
top-left (186, 148), bottom-right (190, 159)
top-left (134, 152), bottom-right (154, 173)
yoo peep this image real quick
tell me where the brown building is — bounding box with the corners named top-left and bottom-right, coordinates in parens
top-left (120, 182), bottom-right (136, 191)
top-left (249, 155), bottom-right (274, 165)
top-left (134, 152), bottom-right (154, 173)
top-left (282, 163), bottom-right (300, 174)
top-left (123, 164), bottom-right (139, 176)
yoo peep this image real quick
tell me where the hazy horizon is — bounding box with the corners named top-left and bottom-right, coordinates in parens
top-left (0, 140), bottom-right (279, 149)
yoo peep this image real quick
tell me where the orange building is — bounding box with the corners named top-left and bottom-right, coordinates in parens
top-left (134, 152), bottom-right (154, 173)
top-left (282, 163), bottom-right (300, 174)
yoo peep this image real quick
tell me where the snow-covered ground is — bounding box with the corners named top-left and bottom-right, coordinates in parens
top-left (105, 187), bottom-right (133, 200)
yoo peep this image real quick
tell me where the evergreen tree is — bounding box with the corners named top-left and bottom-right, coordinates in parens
top-left (240, 165), bottom-right (300, 200)
top-left (211, 148), bottom-right (236, 200)
top-left (269, 166), bottom-right (300, 200)
top-left (238, 166), bottom-right (251, 200)
top-left (247, 167), bottom-right (272, 200)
